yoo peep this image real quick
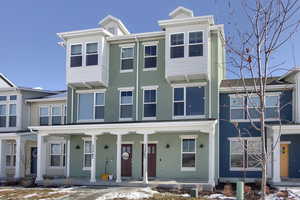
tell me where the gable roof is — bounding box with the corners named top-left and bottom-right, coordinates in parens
top-left (169, 6), bottom-right (194, 19)
top-left (99, 15), bottom-right (130, 35)
top-left (0, 73), bottom-right (16, 88)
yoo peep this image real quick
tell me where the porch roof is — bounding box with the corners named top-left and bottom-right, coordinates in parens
top-left (29, 119), bottom-right (217, 135)
top-left (266, 124), bottom-right (300, 135)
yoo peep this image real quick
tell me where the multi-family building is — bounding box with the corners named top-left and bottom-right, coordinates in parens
top-left (1, 6), bottom-right (299, 188)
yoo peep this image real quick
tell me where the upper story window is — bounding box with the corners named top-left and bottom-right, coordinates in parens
top-left (86, 43), bottom-right (98, 66)
top-left (173, 86), bottom-right (205, 118)
top-left (229, 137), bottom-right (261, 171)
top-left (143, 89), bottom-right (157, 119)
top-left (70, 44), bottom-right (82, 67)
top-left (121, 47), bottom-right (134, 72)
top-left (49, 142), bottom-right (66, 168)
top-left (78, 92), bottom-right (105, 122)
top-left (230, 94), bottom-right (280, 121)
top-left (170, 33), bottom-right (184, 58)
top-left (0, 95), bottom-right (17, 128)
top-left (144, 45), bottom-right (157, 69)
top-left (189, 31), bottom-right (203, 57)
top-left (39, 105), bottom-right (66, 126)
top-left (120, 90), bottom-right (133, 120)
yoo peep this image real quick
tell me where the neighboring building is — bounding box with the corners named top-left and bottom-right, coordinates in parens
top-left (0, 73), bottom-right (63, 180)
top-left (29, 6), bottom-right (226, 187)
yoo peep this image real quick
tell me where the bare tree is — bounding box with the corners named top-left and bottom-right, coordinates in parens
top-left (222, 0), bottom-right (300, 198)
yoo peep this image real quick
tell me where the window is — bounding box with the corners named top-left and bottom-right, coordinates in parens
top-left (9, 104), bottom-right (16, 127)
top-left (189, 31), bottom-right (203, 57)
top-left (0, 105), bottom-right (6, 127)
top-left (9, 95), bottom-right (17, 100)
top-left (5, 142), bottom-right (16, 168)
top-left (78, 92), bottom-right (105, 121)
top-left (39, 107), bottom-right (49, 126)
top-left (63, 105), bottom-right (67, 124)
top-left (144, 45), bottom-right (157, 69)
top-left (173, 86), bottom-right (205, 117)
top-left (86, 43), bottom-right (98, 66)
top-left (49, 143), bottom-right (65, 167)
top-left (70, 44), bottom-right (82, 67)
top-left (120, 90), bottom-right (133, 120)
top-left (230, 94), bottom-right (280, 120)
top-left (121, 47), bottom-right (134, 71)
top-left (0, 96), bottom-right (7, 101)
top-left (83, 140), bottom-right (92, 169)
top-left (143, 89), bottom-right (156, 118)
top-left (170, 33), bottom-right (184, 58)
top-left (181, 137), bottom-right (196, 170)
top-left (229, 138), bottom-right (261, 170)
top-left (51, 106), bottom-right (62, 125)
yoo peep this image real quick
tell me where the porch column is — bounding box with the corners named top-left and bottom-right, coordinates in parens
top-left (36, 134), bottom-right (46, 182)
top-left (116, 134), bottom-right (122, 183)
top-left (90, 135), bottom-right (97, 183)
top-left (208, 127), bottom-right (215, 186)
top-left (14, 136), bottom-right (22, 179)
top-left (143, 134), bottom-right (148, 184)
top-left (0, 139), bottom-right (5, 178)
top-left (272, 130), bottom-right (281, 183)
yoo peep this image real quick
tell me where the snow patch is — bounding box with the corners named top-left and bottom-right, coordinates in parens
top-left (23, 193), bottom-right (39, 198)
top-left (96, 187), bottom-right (158, 200)
top-left (206, 193), bottom-right (236, 199)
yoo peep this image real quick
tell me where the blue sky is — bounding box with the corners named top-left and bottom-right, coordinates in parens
top-left (0, 0), bottom-right (299, 90)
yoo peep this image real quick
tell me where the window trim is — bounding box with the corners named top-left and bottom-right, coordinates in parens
top-left (39, 104), bottom-right (66, 126)
top-left (143, 44), bottom-right (158, 71)
top-left (120, 46), bottom-right (134, 73)
top-left (142, 87), bottom-right (157, 120)
top-left (172, 86), bottom-right (206, 119)
top-left (229, 137), bottom-right (261, 171)
top-left (0, 95), bottom-right (18, 128)
top-left (119, 89), bottom-right (134, 121)
top-left (70, 43), bottom-right (83, 68)
top-left (180, 135), bottom-right (197, 171)
top-left (76, 91), bottom-right (105, 123)
top-left (82, 138), bottom-right (92, 171)
top-left (85, 42), bottom-right (99, 66)
top-left (48, 142), bottom-right (66, 169)
top-left (5, 142), bottom-right (16, 168)
top-left (188, 31), bottom-right (204, 57)
top-left (170, 32), bottom-right (185, 59)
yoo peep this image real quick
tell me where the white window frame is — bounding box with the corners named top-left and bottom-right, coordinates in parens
top-left (82, 138), bottom-right (92, 171)
top-left (229, 95), bottom-right (245, 121)
top-left (51, 105), bottom-right (62, 125)
top-left (0, 95), bottom-right (17, 128)
top-left (76, 90), bottom-right (106, 122)
top-left (120, 45), bottom-right (134, 73)
top-left (8, 104), bottom-right (16, 127)
top-left (170, 32), bottom-right (185, 59)
top-left (119, 88), bottom-right (134, 121)
top-left (142, 86), bottom-right (158, 120)
top-left (172, 85), bottom-right (206, 119)
top-left (180, 135), bottom-right (197, 171)
top-left (49, 142), bottom-right (66, 168)
top-left (188, 31), bottom-right (204, 57)
top-left (85, 42), bottom-right (99, 66)
top-left (229, 137), bottom-right (261, 171)
top-left (5, 142), bottom-right (16, 168)
top-left (70, 43), bottom-right (83, 68)
top-left (143, 44), bottom-right (158, 71)
top-left (39, 104), bottom-right (66, 126)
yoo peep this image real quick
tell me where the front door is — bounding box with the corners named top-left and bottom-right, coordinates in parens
top-left (280, 144), bottom-right (289, 177)
top-left (30, 147), bottom-right (38, 174)
top-left (121, 144), bottom-right (132, 177)
top-left (142, 144), bottom-right (156, 177)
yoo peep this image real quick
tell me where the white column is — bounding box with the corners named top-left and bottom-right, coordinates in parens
top-left (143, 134), bottom-right (148, 184)
top-left (208, 129), bottom-right (215, 186)
top-left (294, 74), bottom-right (300, 123)
top-left (90, 135), bottom-right (97, 183)
top-left (66, 138), bottom-right (71, 178)
top-left (0, 140), bottom-right (5, 178)
top-left (36, 135), bottom-right (45, 181)
top-left (14, 137), bottom-right (22, 179)
top-left (116, 134), bottom-right (122, 183)
top-left (272, 130), bottom-right (281, 183)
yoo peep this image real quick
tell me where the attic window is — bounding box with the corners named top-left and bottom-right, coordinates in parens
top-left (108, 27), bottom-right (115, 34)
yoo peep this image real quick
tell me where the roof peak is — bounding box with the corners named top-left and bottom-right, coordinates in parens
top-left (169, 6), bottom-right (194, 19)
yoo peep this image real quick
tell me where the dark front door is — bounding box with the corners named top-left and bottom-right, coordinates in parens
top-left (30, 147), bottom-right (38, 174)
top-left (142, 144), bottom-right (156, 177)
top-left (121, 144), bottom-right (132, 177)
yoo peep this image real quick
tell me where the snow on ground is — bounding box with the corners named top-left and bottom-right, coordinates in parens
top-left (206, 193), bottom-right (236, 200)
top-left (96, 187), bottom-right (158, 200)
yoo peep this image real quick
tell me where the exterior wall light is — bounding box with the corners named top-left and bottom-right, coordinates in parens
top-left (75, 145), bottom-right (80, 149)
top-left (104, 145), bottom-right (109, 149)
top-left (166, 144), bottom-right (170, 149)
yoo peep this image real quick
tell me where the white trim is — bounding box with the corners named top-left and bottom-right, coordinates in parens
top-left (48, 142), bottom-right (66, 169)
top-left (39, 104), bottom-right (66, 126)
top-left (143, 43), bottom-right (158, 71)
top-left (117, 141), bottom-right (134, 144)
top-left (120, 46), bottom-right (134, 73)
top-left (180, 136), bottom-right (197, 172)
top-left (180, 135), bottom-right (198, 139)
top-left (70, 43), bottom-right (83, 67)
top-left (141, 85), bottom-right (159, 90)
top-left (170, 32), bottom-right (185, 59)
top-left (83, 139), bottom-right (92, 171)
top-left (280, 141), bottom-right (291, 144)
top-left (85, 42), bottom-right (99, 67)
top-left (220, 84), bottom-right (294, 92)
top-left (142, 41), bottom-right (159, 46)
top-left (118, 43), bottom-right (135, 48)
top-left (76, 89), bottom-right (107, 94)
top-left (26, 97), bottom-right (66, 103)
top-left (188, 30), bottom-right (204, 57)
top-left (140, 141), bottom-right (158, 144)
top-left (118, 87), bottom-right (135, 91)
top-left (171, 82), bottom-right (207, 87)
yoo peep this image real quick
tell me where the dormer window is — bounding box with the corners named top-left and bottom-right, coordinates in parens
top-left (70, 44), bottom-right (82, 67)
top-left (189, 31), bottom-right (203, 57)
top-left (86, 43), bottom-right (98, 66)
top-left (170, 33), bottom-right (184, 58)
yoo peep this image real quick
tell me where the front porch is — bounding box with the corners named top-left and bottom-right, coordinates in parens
top-left (30, 120), bottom-right (217, 187)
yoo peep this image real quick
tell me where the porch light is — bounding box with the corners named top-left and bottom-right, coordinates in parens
top-left (104, 145), bottom-right (109, 149)
top-left (165, 144), bottom-right (170, 149)
top-left (199, 144), bottom-right (204, 148)
top-left (75, 145), bottom-right (80, 149)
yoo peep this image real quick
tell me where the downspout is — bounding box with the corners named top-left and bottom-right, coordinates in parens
top-left (135, 36), bottom-right (139, 121)
top-left (69, 85), bottom-right (74, 123)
